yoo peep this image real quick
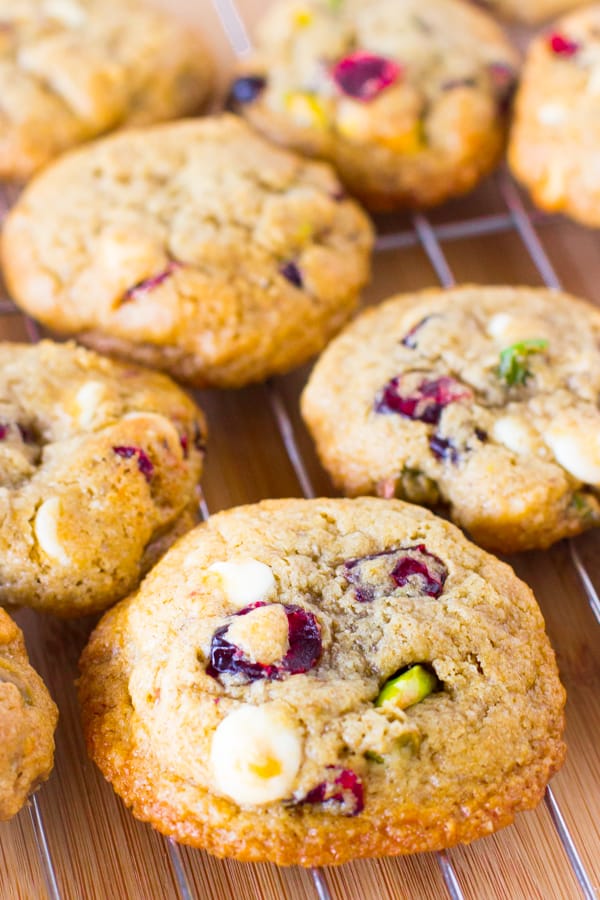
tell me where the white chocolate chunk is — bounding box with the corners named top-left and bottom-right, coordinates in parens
top-left (123, 412), bottom-right (182, 457)
top-left (75, 380), bottom-right (107, 427)
top-left (34, 498), bottom-right (71, 566)
top-left (208, 559), bottom-right (275, 609)
top-left (225, 604), bottom-right (289, 665)
top-left (537, 103), bottom-right (567, 126)
top-left (544, 415), bottom-right (600, 484)
top-left (493, 416), bottom-right (537, 456)
top-left (211, 704), bottom-right (302, 805)
top-left (487, 313), bottom-right (551, 345)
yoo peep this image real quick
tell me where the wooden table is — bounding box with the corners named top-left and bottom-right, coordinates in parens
top-left (1, 2), bottom-right (598, 898)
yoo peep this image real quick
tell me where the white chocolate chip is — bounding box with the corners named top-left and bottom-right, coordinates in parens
top-left (537, 103), bottom-right (567, 126)
top-left (225, 604), bottom-right (289, 665)
top-left (211, 704), bottom-right (302, 806)
top-left (487, 313), bottom-right (551, 345)
top-left (208, 559), bottom-right (275, 609)
top-left (493, 415), bottom-right (538, 456)
top-left (34, 498), bottom-right (71, 566)
top-left (543, 414), bottom-right (600, 484)
top-left (75, 380), bottom-right (107, 427)
top-left (123, 412), bottom-right (182, 457)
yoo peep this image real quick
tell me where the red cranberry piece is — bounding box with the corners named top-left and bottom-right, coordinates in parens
top-left (279, 261), bottom-right (303, 288)
top-left (113, 445), bottom-right (154, 481)
top-left (0, 424), bottom-right (7, 440)
top-left (391, 544), bottom-right (447, 598)
top-left (302, 767), bottom-right (364, 816)
top-left (179, 434), bottom-right (189, 458)
top-left (123, 261), bottom-right (181, 302)
top-left (547, 33), bottom-right (580, 56)
top-left (343, 545), bottom-right (447, 602)
top-left (331, 52), bottom-right (401, 102)
top-left (429, 433), bottom-right (459, 463)
top-left (229, 75), bottom-right (267, 105)
top-left (375, 374), bottom-right (472, 425)
top-left (206, 603), bottom-right (321, 682)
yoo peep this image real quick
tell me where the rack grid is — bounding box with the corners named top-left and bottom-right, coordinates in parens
top-left (1, 1), bottom-right (599, 897)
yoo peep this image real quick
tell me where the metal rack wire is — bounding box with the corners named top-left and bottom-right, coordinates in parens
top-left (1, 1), bottom-right (598, 896)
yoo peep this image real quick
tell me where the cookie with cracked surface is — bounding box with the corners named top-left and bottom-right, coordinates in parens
top-left (301, 285), bottom-right (600, 553)
top-left (480, 0), bottom-right (589, 24)
top-left (0, 340), bottom-right (206, 616)
top-left (509, 7), bottom-right (600, 226)
top-left (0, 0), bottom-right (213, 181)
top-left (0, 609), bottom-right (57, 819)
top-left (79, 496), bottom-right (565, 865)
top-left (228, 0), bottom-right (518, 211)
top-left (1, 116), bottom-right (373, 388)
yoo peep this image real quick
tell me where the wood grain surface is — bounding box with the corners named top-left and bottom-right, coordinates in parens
top-left (1, 2), bottom-right (599, 898)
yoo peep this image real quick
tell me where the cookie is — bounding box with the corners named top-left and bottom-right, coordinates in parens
top-left (508, 7), bottom-right (600, 226)
top-left (79, 497), bottom-right (566, 866)
top-left (1, 116), bottom-right (373, 388)
top-left (0, 340), bottom-right (206, 616)
top-left (301, 285), bottom-right (600, 553)
top-left (228, 0), bottom-right (519, 211)
top-left (0, 0), bottom-right (213, 181)
top-left (1, 609), bottom-right (57, 819)
top-left (481, 0), bottom-right (589, 24)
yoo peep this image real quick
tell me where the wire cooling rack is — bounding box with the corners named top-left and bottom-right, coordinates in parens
top-left (1, 1), bottom-right (599, 897)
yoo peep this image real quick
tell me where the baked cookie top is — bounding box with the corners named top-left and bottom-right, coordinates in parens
top-left (484, 0), bottom-right (589, 24)
top-left (0, 608), bottom-right (57, 819)
top-left (1, 115), bottom-right (373, 388)
top-left (79, 497), bottom-right (565, 866)
top-left (301, 286), bottom-right (600, 553)
top-left (509, 7), bottom-right (600, 226)
top-left (229, 0), bottom-right (518, 210)
top-left (0, 0), bottom-right (213, 181)
top-left (0, 340), bottom-right (206, 616)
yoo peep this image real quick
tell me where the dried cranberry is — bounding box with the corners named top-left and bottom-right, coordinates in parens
top-left (429, 433), bottom-right (459, 463)
top-left (206, 603), bottom-right (321, 682)
top-left (0, 424), bottom-right (7, 440)
top-left (375, 374), bottom-right (472, 424)
top-left (331, 52), bottom-right (401, 102)
top-left (113, 445), bottom-right (154, 481)
top-left (279, 261), bottom-right (303, 288)
top-left (228, 75), bottom-right (267, 105)
top-left (390, 544), bottom-right (447, 598)
top-left (179, 434), bottom-right (189, 458)
top-left (547, 33), bottom-right (580, 56)
top-left (302, 767), bottom-right (364, 816)
top-left (343, 545), bottom-right (447, 602)
top-left (123, 261), bottom-right (180, 302)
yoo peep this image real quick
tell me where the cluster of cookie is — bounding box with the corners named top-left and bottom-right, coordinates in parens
top-left (0, 0), bottom-right (592, 874)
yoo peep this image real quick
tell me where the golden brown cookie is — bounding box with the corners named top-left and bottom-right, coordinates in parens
top-left (301, 285), bottom-right (600, 553)
top-left (0, 609), bottom-right (57, 819)
top-left (0, 0), bottom-right (213, 181)
top-left (481, 0), bottom-right (590, 24)
top-left (509, 7), bottom-right (600, 226)
top-left (229, 0), bottom-right (519, 210)
top-left (1, 115), bottom-right (373, 388)
top-left (79, 497), bottom-right (566, 866)
top-left (0, 340), bottom-right (206, 616)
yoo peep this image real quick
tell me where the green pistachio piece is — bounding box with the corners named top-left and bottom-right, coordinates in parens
top-left (375, 665), bottom-right (438, 710)
top-left (497, 339), bottom-right (549, 387)
top-left (365, 751), bottom-right (384, 764)
top-left (570, 492), bottom-right (600, 523)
